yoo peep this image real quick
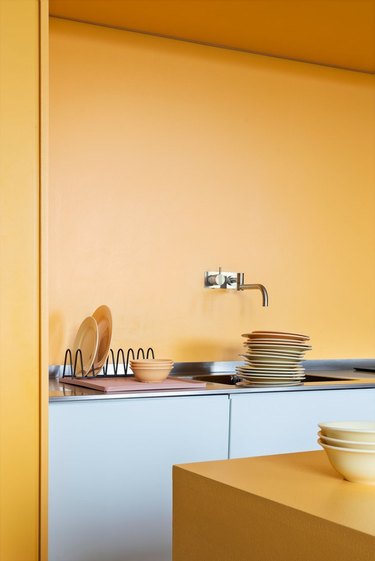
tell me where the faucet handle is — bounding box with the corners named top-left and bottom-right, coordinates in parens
top-left (204, 269), bottom-right (238, 289)
top-left (207, 272), bottom-right (226, 287)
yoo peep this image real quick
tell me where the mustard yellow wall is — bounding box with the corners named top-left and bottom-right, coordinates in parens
top-left (0, 1), bottom-right (46, 560)
top-left (49, 18), bottom-right (375, 363)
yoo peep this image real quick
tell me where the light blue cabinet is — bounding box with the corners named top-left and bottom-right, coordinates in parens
top-left (49, 395), bottom-right (229, 561)
top-left (229, 388), bottom-right (375, 458)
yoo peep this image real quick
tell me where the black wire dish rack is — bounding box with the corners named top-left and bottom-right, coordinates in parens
top-left (62, 347), bottom-right (155, 379)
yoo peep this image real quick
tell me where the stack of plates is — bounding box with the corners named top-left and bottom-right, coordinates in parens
top-left (236, 330), bottom-right (312, 387)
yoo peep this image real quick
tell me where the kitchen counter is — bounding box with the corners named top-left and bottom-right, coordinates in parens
top-left (49, 364), bottom-right (375, 402)
top-left (49, 361), bottom-right (375, 561)
top-left (173, 450), bottom-right (375, 561)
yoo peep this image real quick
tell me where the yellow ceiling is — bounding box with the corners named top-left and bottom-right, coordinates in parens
top-left (49, 0), bottom-right (375, 73)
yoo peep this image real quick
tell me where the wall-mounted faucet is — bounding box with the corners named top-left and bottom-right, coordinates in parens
top-left (204, 268), bottom-right (269, 306)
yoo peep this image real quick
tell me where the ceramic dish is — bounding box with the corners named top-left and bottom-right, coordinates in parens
top-left (236, 369), bottom-right (305, 378)
top-left (244, 343), bottom-right (310, 349)
top-left (246, 360), bottom-right (302, 370)
top-left (238, 365), bottom-right (304, 372)
top-left (319, 440), bottom-right (375, 484)
top-left (72, 316), bottom-right (99, 377)
top-left (242, 331), bottom-right (309, 343)
top-left (246, 350), bottom-right (304, 358)
top-left (240, 355), bottom-right (302, 363)
top-left (130, 359), bottom-right (173, 364)
top-left (130, 360), bottom-right (174, 369)
top-left (130, 363), bottom-right (173, 383)
top-left (240, 376), bottom-right (306, 380)
top-left (318, 421), bottom-right (375, 442)
top-left (92, 305), bottom-right (112, 375)
top-left (249, 330), bottom-right (309, 340)
top-left (237, 380), bottom-right (303, 387)
top-left (318, 432), bottom-right (375, 450)
top-left (245, 340), bottom-right (311, 348)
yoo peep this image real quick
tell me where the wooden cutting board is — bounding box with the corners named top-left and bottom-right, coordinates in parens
top-left (60, 376), bottom-right (207, 392)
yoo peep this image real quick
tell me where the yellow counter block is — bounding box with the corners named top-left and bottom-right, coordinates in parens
top-left (173, 451), bottom-right (375, 561)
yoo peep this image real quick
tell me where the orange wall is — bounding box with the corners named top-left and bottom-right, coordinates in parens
top-left (0, 1), bottom-right (41, 559)
top-left (49, 18), bottom-right (375, 363)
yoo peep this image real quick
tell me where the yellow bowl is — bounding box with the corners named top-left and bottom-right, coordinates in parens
top-left (318, 432), bottom-right (375, 450)
top-left (318, 421), bottom-right (375, 443)
top-left (319, 440), bottom-right (375, 484)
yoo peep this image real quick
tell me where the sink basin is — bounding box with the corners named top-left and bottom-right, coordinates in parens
top-left (190, 373), bottom-right (358, 385)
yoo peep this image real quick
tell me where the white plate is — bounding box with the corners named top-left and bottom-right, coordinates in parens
top-left (72, 316), bottom-right (99, 377)
top-left (92, 305), bottom-right (113, 375)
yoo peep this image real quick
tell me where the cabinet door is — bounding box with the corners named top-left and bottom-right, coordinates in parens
top-left (230, 389), bottom-right (375, 458)
top-left (49, 395), bottom-right (229, 561)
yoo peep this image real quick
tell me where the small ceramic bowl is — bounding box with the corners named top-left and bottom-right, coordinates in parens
top-left (130, 359), bottom-right (173, 367)
top-left (318, 432), bottom-right (375, 451)
top-left (130, 359), bottom-right (174, 383)
top-left (131, 366), bottom-right (173, 383)
top-left (319, 440), bottom-right (375, 484)
top-left (319, 421), bottom-right (375, 442)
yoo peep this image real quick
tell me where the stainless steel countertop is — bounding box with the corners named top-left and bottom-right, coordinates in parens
top-left (49, 367), bottom-right (375, 402)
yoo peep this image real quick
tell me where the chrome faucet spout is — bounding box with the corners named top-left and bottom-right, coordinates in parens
top-left (238, 283), bottom-right (269, 307)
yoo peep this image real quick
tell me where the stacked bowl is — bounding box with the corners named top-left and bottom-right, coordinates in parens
top-left (318, 421), bottom-right (375, 484)
top-left (236, 330), bottom-right (312, 387)
top-left (130, 359), bottom-right (174, 383)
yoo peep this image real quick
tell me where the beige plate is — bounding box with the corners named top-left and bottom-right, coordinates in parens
top-left (92, 305), bottom-right (113, 375)
top-left (246, 348), bottom-right (305, 357)
top-left (239, 374), bottom-right (305, 382)
top-left (240, 354), bottom-right (301, 363)
top-left (237, 372), bottom-right (305, 379)
top-left (245, 344), bottom-right (311, 352)
top-left (243, 331), bottom-right (309, 341)
top-left (239, 364), bottom-right (304, 371)
top-left (246, 339), bottom-right (311, 347)
top-left (237, 380), bottom-right (303, 387)
top-left (72, 316), bottom-right (99, 377)
top-left (237, 369), bottom-right (304, 376)
top-left (245, 360), bottom-right (303, 367)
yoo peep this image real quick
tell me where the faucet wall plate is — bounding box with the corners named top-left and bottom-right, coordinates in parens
top-left (204, 271), bottom-right (239, 289)
top-left (204, 270), bottom-right (269, 306)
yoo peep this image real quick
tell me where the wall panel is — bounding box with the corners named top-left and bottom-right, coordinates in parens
top-left (49, 18), bottom-right (375, 362)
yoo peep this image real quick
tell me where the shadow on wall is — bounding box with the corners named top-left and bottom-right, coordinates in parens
top-left (49, 311), bottom-right (66, 365)
top-left (174, 338), bottom-right (240, 362)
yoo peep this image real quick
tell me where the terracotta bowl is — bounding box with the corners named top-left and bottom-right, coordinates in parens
top-left (130, 359), bottom-right (174, 383)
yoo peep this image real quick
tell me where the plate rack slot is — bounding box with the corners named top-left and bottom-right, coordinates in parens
top-left (62, 346), bottom-right (155, 378)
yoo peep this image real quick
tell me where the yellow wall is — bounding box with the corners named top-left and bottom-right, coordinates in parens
top-left (49, 18), bottom-right (375, 363)
top-left (0, 1), bottom-right (42, 560)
